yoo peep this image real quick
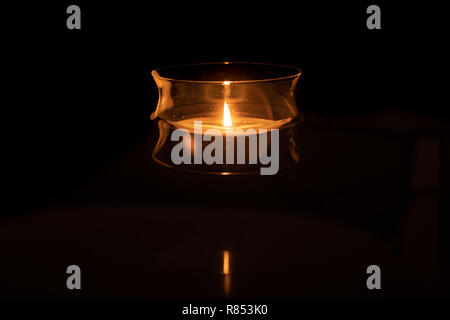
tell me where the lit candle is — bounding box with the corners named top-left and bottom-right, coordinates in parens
top-left (166, 101), bottom-right (292, 133)
top-left (150, 62), bottom-right (302, 174)
top-left (165, 81), bottom-right (292, 132)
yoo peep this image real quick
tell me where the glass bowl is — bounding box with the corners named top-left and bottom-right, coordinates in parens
top-left (150, 62), bottom-right (303, 175)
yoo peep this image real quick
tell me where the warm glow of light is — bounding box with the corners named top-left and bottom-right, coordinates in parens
top-left (223, 102), bottom-right (232, 127)
top-left (223, 250), bottom-right (230, 275)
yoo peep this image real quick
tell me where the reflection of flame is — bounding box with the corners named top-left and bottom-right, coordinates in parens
top-left (222, 250), bottom-right (231, 298)
top-left (223, 102), bottom-right (232, 127)
top-left (223, 250), bottom-right (230, 274)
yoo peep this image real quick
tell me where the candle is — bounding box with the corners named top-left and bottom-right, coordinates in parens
top-left (150, 62), bottom-right (303, 174)
top-left (166, 102), bottom-right (293, 133)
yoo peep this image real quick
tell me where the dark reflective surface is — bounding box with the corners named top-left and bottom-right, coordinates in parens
top-left (2, 1), bottom-right (448, 302)
top-left (1, 112), bottom-right (449, 299)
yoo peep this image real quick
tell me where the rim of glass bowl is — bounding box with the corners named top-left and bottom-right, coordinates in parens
top-left (151, 62), bottom-right (302, 84)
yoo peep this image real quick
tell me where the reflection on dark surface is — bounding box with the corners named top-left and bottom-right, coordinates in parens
top-left (222, 250), bottom-right (231, 298)
top-left (151, 117), bottom-right (303, 175)
top-left (0, 110), bottom-right (449, 299)
top-left (222, 250), bottom-right (230, 275)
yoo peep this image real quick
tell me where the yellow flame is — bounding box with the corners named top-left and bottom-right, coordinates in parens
top-left (223, 102), bottom-right (232, 127)
top-left (223, 250), bottom-right (230, 274)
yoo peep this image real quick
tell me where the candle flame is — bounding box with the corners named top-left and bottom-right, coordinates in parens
top-left (223, 102), bottom-right (232, 127)
top-left (223, 250), bottom-right (230, 274)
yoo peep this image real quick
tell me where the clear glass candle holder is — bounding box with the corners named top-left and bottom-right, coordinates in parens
top-left (150, 62), bottom-right (303, 175)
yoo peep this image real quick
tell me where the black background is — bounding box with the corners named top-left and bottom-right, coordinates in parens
top-left (6, 0), bottom-right (439, 206)
top-left (2, 0), bottom-right (449, 316)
